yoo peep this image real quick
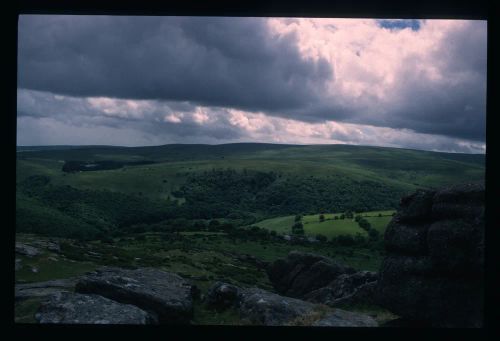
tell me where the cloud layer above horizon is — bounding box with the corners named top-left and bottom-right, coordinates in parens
top-left (17, 16), bottom-right (487, 153)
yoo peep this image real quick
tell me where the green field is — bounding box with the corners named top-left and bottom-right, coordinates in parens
top-left (255, 210), bottom-right (396, 239)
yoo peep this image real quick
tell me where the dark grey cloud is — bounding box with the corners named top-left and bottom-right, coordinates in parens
top-left (18, 15), bottom-right (332, 114)
top-left (17, 16), bottom-right (487, 145)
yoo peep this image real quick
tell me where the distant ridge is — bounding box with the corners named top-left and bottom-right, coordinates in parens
top-left (16, 142), bottom-right (485, 155)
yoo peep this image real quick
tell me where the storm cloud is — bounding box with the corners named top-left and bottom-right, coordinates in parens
top-left (18, 16), bottom-right (332, 113)
top-left (17, 16), bottom-right (487, 151)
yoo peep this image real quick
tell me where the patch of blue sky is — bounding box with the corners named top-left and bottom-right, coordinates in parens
top-left (377, 19), bottom-right (421, 31)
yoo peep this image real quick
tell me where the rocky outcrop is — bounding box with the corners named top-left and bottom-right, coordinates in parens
top-left (75, 267), bottom-right (194, 324)
top-left (376, 183), bottom-right (484, 328)
top-left (35, 292), bottom-right (152, 324)
top-left (312, 309), bottom-right (378, 327)
top-left (239, 287), bottom-right (318, 326)
top-left (30, 239), bottom-right (61, 253)
top-left (304, 271), bottom-right (378, 307)
top-left (266, 251), bottom-right (378, 308)
top-left (267, 251), bottom-right (356, 298)
top-left (15, 278), bottom-right (77, 301)
top-left (204, 281), bottom-right (241, 311)
top-left (15, 243), bottom-right (40, 257)
top-left (203, 281), bottom-right (377, 327)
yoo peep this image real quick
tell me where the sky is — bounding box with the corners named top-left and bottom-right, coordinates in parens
top-left (17, 16), bottom-right (487, 153)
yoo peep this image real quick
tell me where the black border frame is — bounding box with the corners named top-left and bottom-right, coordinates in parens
top-left (6, 0), bottom-right (497, 338)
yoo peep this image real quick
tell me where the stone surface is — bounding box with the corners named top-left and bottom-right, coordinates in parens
top-left (15, 258), bottom-right (22, 271)
top-left (204, 281), bottom-right (241, 311)
top-left (267, 251), bottom-right (356, 298)
top-left (15, 243), bottom-right (40, 257)
top-left (75, 267), bottom-right (194, 324)
top-left (30, 240), bottom-right (61, 253)
top-left (313, 309), bottom-right (378, 327)
top-left (384, 222), bottom-right (429, 255)
top-left (238, 288), bottom-right (317, 326)
top-left (15, 278), bottom-right (77, 301)
top-left (305, 271), bottom-right (378, 307)
top-left (207, 282), bottom-right (377, 327)
top-left (35, 292), bottom-right (152, 324)
top-left (376, 182), bottom-right (485, 328)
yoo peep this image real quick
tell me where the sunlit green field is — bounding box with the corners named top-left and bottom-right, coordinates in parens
top-left (255, 210), bottom-right (396, 239)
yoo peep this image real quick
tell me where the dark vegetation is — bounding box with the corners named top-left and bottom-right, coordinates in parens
top-left (62, 160), bottom-right (155, 172)
top-left (17, 167), bottom-right (407, 241)
top-left (177, 169), bottom-right (407, 218)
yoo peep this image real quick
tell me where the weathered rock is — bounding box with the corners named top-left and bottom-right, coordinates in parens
top-left (202, 282), bottom-right (377, 327)
top-left (15, 243), bottom-right (40, 257)
top-left (376, 182), bottom-right (484, 327)
top-left (35, 292), bottom-right (152, 324)
top-left (313, 309), bottom-right (378, 327)
top-left (75, 267), bottom-right (194, 324)
top-left (15, 278), bottom-right (77, 301)
top-left (427, 219), bottom-right (484, 276)
top-left (431, 183), bottom-right (485, 221)
top-left (30, 240), bottom-right (61, 253)
top-left (267, 251), bottom-right (356, 297)
top-left (394, 190), bottom-right (436, 223)
top-left (384, 222), bottom-right (429, 255)
top-left (15, 258), bottom-right (22, 271)
top-left (205, 281), bottom-right (241, 311)
top-left (305, 271), bottom-right (378, 307)
top-left (238, 288), bottom-right (317, 326)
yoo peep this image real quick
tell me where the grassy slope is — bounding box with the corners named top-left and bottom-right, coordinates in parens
top-left (255, 210), bottom-right (396, 239)
top-left (16, 143), bottom-right (485, 202)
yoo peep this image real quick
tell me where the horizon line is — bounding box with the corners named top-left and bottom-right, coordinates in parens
top-left (16, 141), bottom-right (486, 155)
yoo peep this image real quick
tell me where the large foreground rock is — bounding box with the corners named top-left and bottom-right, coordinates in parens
top-left (204, 281), bottom-right (377, 327)
top-left (376, 183), bottom-right (484, 327)
top-left (267, 251), bottom-right (356, 298)
top-left (313, 309), bottom-right (378, 327)
top-left (15, 278), bottom-right (77, 301)
top-left (75, 267), bottom-right (194, 324)
top-left (238, 288), bottom-right (317, 326)
top-left (304, 271), bottom-right (378, 307)
top-left (35, 292), bottom-right (152, 324)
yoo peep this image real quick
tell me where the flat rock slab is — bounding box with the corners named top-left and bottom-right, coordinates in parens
top-left (16, 243), bottom-right (40, 257)
top-left (35, 292), bottom-right (152, 324)
top-left (239, 288), bottom-right (317, 326)
top-left (15, 278), bottom-right (77, 301)
top-left (75, 267), bottom-right (194, 324)
top-left (313, 309), bottom-right (378, 327)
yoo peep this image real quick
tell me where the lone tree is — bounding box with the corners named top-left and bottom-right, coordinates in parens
top-left (319, 214), bottom-right (325, 222)
top-left (292, 222), bottom-right (304, 235)
top-left (294, 214), bottom-right (302, 222)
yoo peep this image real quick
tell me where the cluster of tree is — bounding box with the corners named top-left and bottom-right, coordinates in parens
top-left (175, 169), bottom-right (405, 219)
top-left (291, 222), bottom-right (304, 235)
top-left (354, 215), bottom-right (380, 241)
top-left (17, 175), bottom-right (174, 240)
